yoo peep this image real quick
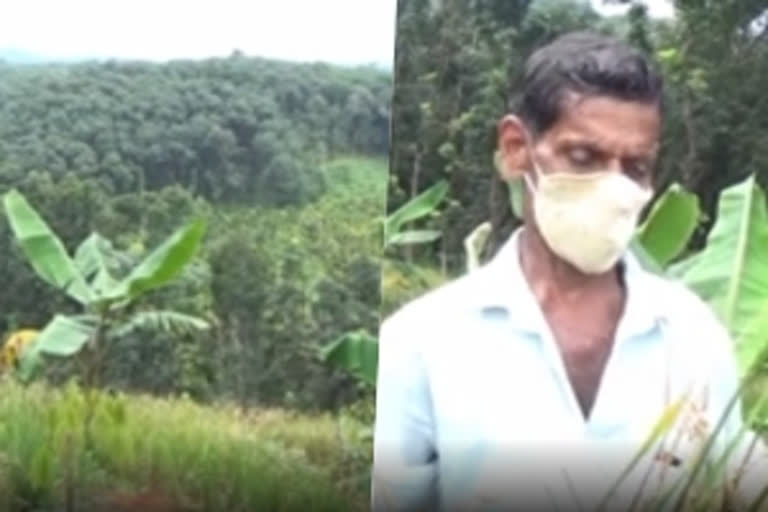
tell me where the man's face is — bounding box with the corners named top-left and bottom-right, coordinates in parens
top-left (498, 94), bottom-right (662, 192)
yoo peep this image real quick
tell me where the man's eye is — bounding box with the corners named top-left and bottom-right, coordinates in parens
top-left (625, 159), bottom-right (652, 177)
top-left (568, 148), bottom-right (594, 166)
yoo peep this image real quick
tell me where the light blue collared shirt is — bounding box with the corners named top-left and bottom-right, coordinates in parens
top-left (371, 228), bottom-right (748, 511)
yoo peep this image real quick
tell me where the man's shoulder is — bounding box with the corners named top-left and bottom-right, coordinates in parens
top-left (641, 270), bottom-right (733, 359)
top-left (641, 271), bottom-right (720, 325)
top-left (379, 270), bottom-right (482, 341)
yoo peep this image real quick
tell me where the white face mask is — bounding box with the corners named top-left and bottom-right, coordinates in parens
top-left (523, 157), bottom-right (652, 274)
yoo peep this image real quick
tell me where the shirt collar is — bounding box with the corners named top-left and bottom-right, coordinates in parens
top-left (473, 227), bottom-right (667, 339)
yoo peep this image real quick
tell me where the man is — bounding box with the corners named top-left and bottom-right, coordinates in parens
top-left (372, 31), bottom-right (764, 511)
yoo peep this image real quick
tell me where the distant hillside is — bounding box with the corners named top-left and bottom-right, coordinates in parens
top-left (0, 48), bottom-right (395, 69)
top-left (0, 55), bottom-right (392, 207)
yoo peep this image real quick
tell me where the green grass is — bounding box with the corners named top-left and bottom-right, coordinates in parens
top-left (0, 378), bottom-right (372, 512)
top-left (321, 155), bottom-right (389, 195)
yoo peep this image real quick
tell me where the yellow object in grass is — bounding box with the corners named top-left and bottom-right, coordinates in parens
top-left (1, 329), bottom-right (39, 371)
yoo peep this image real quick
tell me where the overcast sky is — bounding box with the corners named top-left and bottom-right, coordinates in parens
top-left (0, 0), bottom-right (673, 65)
top-left (0, 0), bottom-right (398, 65)
top-left (592, 0), bottom-right (674, 19)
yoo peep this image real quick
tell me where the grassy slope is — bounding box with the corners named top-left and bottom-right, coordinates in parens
top-left (0, 379), bottom-right (372, 512)
top-left (0, 156), bottom-right (387, 512)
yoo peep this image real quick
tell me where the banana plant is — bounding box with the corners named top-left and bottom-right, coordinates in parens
top-left (322, 180), bottom-right (450, 383)
top-left (632, 182), bottom-right (701, 273)
top-left (3, 189), bottom-right (211, 384)
top-left (319, 330), bottom-right (379, 388)
top-left (628, 174), bottom-right (768, 374)
top-left (591, 175), bottom-right (768, 511)
top-left (668, 175), bottom-right (768, 374)
top-left (383, 179), bottom-right (450, 248)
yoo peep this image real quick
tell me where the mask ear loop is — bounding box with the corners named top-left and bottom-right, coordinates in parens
top-left (498, 128), bottom-right (535, 189)
top-left (520, 129), bottom-right (542, 193)
top-left (522, 168), bottom-right (537, 195)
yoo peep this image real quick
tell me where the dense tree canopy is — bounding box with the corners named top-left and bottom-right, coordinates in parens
top-left (0, 56), bottom-right (390, 205)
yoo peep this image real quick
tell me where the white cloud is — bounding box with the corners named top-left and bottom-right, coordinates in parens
top-left (0, 0), bottom-right (398, 64)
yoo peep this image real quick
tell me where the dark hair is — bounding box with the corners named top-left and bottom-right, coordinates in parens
top-left (514, 31), bottom-right (664, 135)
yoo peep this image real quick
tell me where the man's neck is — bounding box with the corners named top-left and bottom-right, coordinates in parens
top-left (518, 224), bottom-right (624, 308)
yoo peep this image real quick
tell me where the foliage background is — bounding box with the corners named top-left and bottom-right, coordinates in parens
top-left (0, 51), bottom-right (391, 511)
top-left (3, 0), bottom-right (768, 509)
top-left (0, 56), bottom-right (391, 411)
top-left (384, 0), bottom-right (768, 304)
top-left (377, 2), bottom-right (768, 508)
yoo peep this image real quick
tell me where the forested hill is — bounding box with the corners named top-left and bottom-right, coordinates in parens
top-left (0, 55), bottom-right (392, 206)
top-left (0, 56), bottom-right (391, 411)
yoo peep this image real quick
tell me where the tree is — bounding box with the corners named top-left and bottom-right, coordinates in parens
top-left (3, 189), bottom-right (211, 390)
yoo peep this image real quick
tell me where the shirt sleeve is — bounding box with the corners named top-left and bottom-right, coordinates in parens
top-left (371, 313), bottom-right (440, 512)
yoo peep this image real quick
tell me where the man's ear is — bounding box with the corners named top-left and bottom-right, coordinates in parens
top-left (496, 115), bottom-right (530, 181)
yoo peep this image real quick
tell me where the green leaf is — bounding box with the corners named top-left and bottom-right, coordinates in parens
top-left (464, 221), bottom-right (493, 272)
top-left (686, 68), bottom-right (708, 93)
top-left (670, 175), bottom-right (768, 375)
top-left (320, 330), bottom-right (378, 387)
top-left (656, 47), bottom-right (680, 64)
top-left (3, 189), bottom-right (92, 304)
top-left (74, 232), bottom-right (111, 279)
top-left (32, 314), bottom-right (97, 357)
top-left (91, 267), bottom-right (120, 299)
top-left (629, 238), bottom-right (665, 275)
top-left (112, 311), bottom-right (210, 339)
top-left (385, 180), bottom-right (449, 238)
top-left (666, 251), bottom-right (697, 280)
top-left (735, 301), bottom-right (768, 372)
top-left (28, 444), bottom-right (54, 491)
top-left (507, 178), bottom-right (525, 220)
top-left (636, 183), bottom-right (700, 268)
top-left (387, 229), bottom-right (443, 246)
top-left (16, 347), bottom-right (43, 382)
top-left (495, 149), bottom-right (526, 220)
top-left (74, 232), bottom-right (122, 297)
top-left (105, 218), bottom-right (207, 301)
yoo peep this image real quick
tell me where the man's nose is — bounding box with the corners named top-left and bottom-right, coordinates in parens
top-left (605, 158), bottom-right (624, 173)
